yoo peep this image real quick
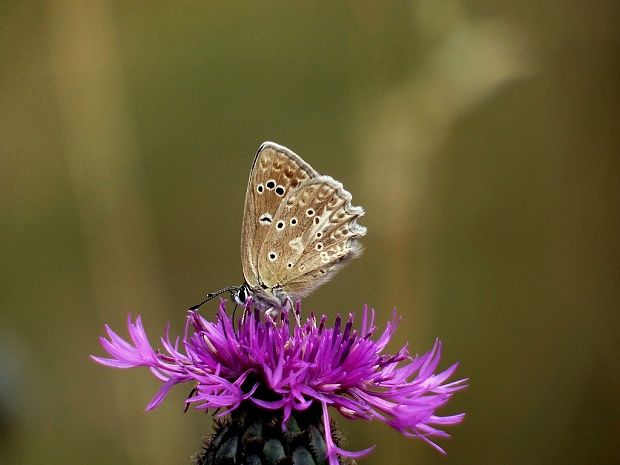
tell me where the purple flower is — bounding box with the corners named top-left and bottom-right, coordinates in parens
top-left (92, 301), bottom-right (467, 464)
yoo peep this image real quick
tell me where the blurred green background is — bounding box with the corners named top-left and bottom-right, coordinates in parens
top-left (1, 1), bottom-right (618, 464)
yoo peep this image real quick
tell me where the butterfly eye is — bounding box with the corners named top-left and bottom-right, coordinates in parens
top-left (268, 251), bottom-right (277, 262)
top-left (275, 186), bottom-right (285, 196)
top-left (256, 184), bottom-right (264, 194)
top-left (237, 286), bottom-right (247, 303)
top-left (266, 180), bottom-right (276, 190)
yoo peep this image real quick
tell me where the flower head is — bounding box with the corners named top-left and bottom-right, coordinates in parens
top-left (93, 301), bottom-right (466, 464)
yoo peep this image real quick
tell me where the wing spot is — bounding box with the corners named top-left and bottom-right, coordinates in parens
top-left (268, 251), bottom-right (277, 262)
top-left (315, 242), bottom-right (323, 250)
top-left (306, 208), bottom-right (314, 217)
top-left (316, 231), bottom-right (322, 238)
top-left (257, 184), bottom-right (264, 194)
top-left (290, 217), bottom-right (298, 225)
top-left (266, 180), bottom-right (276, 190)
top-left (299, 264), bottom-right (306, 272)
top-left (287, 262), bottom-right (293, 268)
top-left (275, 185), bottom-right (285, 196)
top-left (259, 213), bottom-right (273, 225)
top-left (276, 221), bottom-right (285, 230)
top-left (314, 216), bottom-right (320, 224)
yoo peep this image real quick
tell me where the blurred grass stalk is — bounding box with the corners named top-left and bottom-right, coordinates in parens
top-left (359, 5), bottom-right (532, 338)
top-left (46, 1), bottom-right (187, 464)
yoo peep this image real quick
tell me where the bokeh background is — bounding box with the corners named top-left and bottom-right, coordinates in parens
top-left (1, 1), bottom-right (619, 464)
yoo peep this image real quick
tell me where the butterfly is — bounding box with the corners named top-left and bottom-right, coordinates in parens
top-left (191, 142), bottom-right (366, 313)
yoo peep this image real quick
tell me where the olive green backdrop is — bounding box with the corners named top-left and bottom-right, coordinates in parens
top-left (1, 1), bottom-right (618, 464)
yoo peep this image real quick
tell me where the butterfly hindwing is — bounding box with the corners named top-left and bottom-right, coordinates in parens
top-left (240, 142), bottom-right (319, 289)
top-left (257, 176), bottom-right (366, 299)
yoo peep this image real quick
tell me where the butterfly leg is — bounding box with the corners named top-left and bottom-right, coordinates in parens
top-left (287, 298), bottom-right (301, 326)
top-left (265, 307), bottom-right (279, 319)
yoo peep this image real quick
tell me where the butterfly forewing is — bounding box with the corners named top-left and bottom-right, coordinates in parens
top-left (257, 175), bottom-right (366, 299)
top-left (240, 142), bottom-right (319, 289)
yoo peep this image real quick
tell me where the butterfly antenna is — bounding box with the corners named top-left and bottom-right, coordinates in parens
top-left (189, 286), bottom-right (239, 311)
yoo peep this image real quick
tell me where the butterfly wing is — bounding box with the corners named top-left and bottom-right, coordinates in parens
top-left (257, 175), bottom-right (366, 299)
top-left (240, 142), bottom-right (319, 290)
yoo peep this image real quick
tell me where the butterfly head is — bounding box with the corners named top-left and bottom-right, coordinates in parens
top-left (232, 284), bottom-right (249, 306)
top-left (233, 283), bottom-right (287, 313)
top-left (189, 282), bottom-right (285, 313)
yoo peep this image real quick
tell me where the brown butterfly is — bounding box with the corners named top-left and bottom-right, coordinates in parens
top-left (192, 142), bottom-right (366, 312)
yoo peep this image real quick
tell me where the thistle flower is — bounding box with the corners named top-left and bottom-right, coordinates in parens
top-left (92, 301), bottom-right (466, 464)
